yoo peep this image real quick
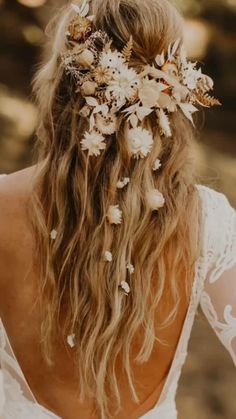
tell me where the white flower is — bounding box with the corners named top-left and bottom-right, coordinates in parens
top-left (80, 130), bottom-right (106, 156)
top-left (171, 85), bottom-right (189, 105)
top-left (152, 159), bottom-right (162, 171)
top-left (183, 64), bottom-right (202, 90)
top-left (127, 127), bottom-right (154, 159)
top-left (126, 263), bottom-right (135, 274)
top-left (120, 280), bottom-right (130, 295)
top-left (107, 65), bottom-right (140, 103)
top-left (50, 229), bottom-right (57, 240)
top-left (95, 112), bottom-right (117, 135)
top-left (138, 78), bottom-right (166, 108)
top-left (157, 109), bottom-right (172, 138)
top-left (107, 205), bottom-right (122, 225)
top-left (104, 251), bottom-right (113, 262)
top-left (146, 189), bottom-right (165, 210)
top-left (100, 49), bottom-right (125, 70)
top-left (67, 334), bottom-right (76, 348)
top-left (117, 177), bottom-right (130, 189)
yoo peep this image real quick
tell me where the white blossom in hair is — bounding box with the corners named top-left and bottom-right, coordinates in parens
top-left (104, 251), bottom-right (113, 262)
top-left (95, 112), bottom-right (117, 135)
top-left (107, 66), bottom-right (140, 105)
top-left (127, 263), bottom-right (135, 274)
top-left (107, 205), bottom-right (122, 225)
top-left (117, 177), bottom-right (130, 189)
top-left (100, 49), bottom-right (125, 70)
top-left (157, 109), bottom-right (172, 138)
top-left (80, 130), bottom-right (106, 156)
top-left (152, 159), bottom-right (162, 172)
top-left (127, 127), bottom-right (154, 159)
top-left (120, 281), bottom-right (131, 296)
top-left (146, 189), bottom-right (165, 210)
top-left (50, 229), bottom-right (58, 240)
top-left (67, 333), bottom-right (76, 348)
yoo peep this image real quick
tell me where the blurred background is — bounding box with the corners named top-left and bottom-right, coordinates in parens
top-left (0, 0), bottom-right (235, 418)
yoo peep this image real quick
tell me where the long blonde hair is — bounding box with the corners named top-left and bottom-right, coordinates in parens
top-left (32, 1), bottom-right (201, 418)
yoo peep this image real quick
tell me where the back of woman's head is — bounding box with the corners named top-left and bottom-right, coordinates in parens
top-left (32, 1), bottom-right (205, 418)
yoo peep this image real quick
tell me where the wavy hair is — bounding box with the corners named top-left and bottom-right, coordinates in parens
top-left (32, 1), bottom-right (201, 418)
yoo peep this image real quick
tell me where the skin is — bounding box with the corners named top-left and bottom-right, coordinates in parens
top-left (0, 166), bottom-right (191, 419)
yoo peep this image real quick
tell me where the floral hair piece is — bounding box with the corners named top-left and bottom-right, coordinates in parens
top-left (60, 1), bottom-right (221, 329)
top-left (62, 1), bottom-right (220, 151)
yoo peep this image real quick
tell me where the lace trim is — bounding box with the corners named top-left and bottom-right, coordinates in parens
top-left (196, 185), bottom-right (236, 284)
top-left (200, 291), bottom-right (236, 366)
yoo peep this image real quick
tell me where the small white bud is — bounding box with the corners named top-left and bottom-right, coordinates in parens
top-left (50, 229), bottom-right (58, 240)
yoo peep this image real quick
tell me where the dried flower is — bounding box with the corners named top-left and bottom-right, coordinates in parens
top-left (108, 66), bottom-right (140, 103)
top-left (107, 205), bottom-right (122, 225)
top-left (67, 334), bottom-right (76, 348)
top-left (152, 159), bottom-right (162, 171)
top-left (182, 63), bottom-right (202, 90)
top-left (120, 281), bottom-right (130, 296)
top-left (157, 109), bottom-right (172, 137)
top-left (127, 263), bottom-right (135, 274)
top-left (80, 131), bottom-right (106, 156)
top-left (146, 189), bottom-right (165, 210)
top-left (100, 50), bottom-right (125, 70)
top-left (139, 78), bottom-right (166, 108)
top-left (117, 177), bottom-right (130, 189)
top-left (95, 113), bottom-right (117, 135)
top-left (197, 74), bottom-right (214, 92)
top-left (77, 49), bottom-right (95, 67)
top-left (104, 251), bottom-right (113, 262)
top-left (50, 229), bottom-right (57, 240)
top-left (93, 66), bottom-right (111, 85)
top-left (81, 81), bottom-right (97, 96)
top-left (79, 105), bottom-right (91, 118)
top-left (67, 15), bottom-right (92, 42)
top-left (127, 127), bottom-right (154, 159)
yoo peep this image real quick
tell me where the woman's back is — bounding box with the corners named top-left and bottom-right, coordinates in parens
top-left (0, 168), bottom-right (190, 418)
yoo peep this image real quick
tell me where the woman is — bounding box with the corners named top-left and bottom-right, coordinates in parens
top-left (0, 0), bottom-right (235, 418)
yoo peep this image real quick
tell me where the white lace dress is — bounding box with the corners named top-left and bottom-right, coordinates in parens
top-left (0, 184), bottom-right (235, 419)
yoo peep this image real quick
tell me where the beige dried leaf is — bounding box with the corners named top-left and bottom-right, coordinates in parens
top-left (122, 36), bottom-right (133, 62)
top-left (195, 92), bottom-right (221, 107)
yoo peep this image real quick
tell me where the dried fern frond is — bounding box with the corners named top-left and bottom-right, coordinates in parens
top-left (122, 36), bottom-right (133, 62)
top-left (194, 92), bottom-right (222, 107)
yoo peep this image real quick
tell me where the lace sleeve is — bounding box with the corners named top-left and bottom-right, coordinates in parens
top-left (198, 187), bottom-right (236, 366)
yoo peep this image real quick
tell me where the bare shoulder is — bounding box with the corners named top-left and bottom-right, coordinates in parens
top-left (0, 164), bottom-right (39, 226)
top-left (0, 165), bottom-right (38, 198)
top-left (0, 166), bottom-right (38, 289)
